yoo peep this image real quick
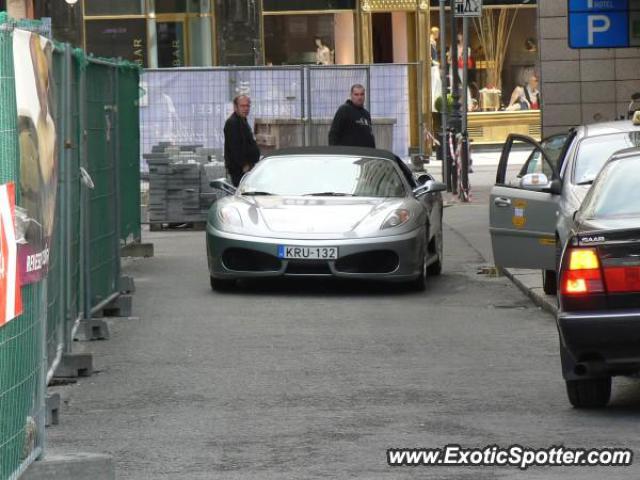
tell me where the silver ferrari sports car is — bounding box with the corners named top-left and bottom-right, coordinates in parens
top-left (206, 147), bottom-right (446, 291)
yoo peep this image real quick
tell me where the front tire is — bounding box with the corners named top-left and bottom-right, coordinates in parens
top-left (427, 226), bottom-right (443, 276)
top-left (566, 377), bottom-right (611, 409)
top-left (210, 275), bottom-right (236, 292)
top-left (408, 252), bottom-right (427, 292)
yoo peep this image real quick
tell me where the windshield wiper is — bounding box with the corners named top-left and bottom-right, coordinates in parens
top-left (304, 192), bottom-right (353, 197)
top-left (241, 191), bottom-right (274, 196)
top-left (576, 179), bottom-right (594, 186)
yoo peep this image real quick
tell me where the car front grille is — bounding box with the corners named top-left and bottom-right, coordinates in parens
top-left (334, 250), bottom-right (399, 274)
top-left (221, 248), bottom-right (281, 272)
top-left (285, 261), bottom-right (332, 275)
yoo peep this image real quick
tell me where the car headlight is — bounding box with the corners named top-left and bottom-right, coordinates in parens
top-left (218, 205), bottom-right (243, 228)
top-left (381, 209), bottom-right (410, 230)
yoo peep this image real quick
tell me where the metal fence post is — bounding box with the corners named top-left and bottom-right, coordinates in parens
top-left (300, 66), bottom-right (307, 147)
top-left (112, 65), bottom-right (122, 293)
top-left (306, 66), bottom-right (312, 146)
top-left (62, 44), bottom-right (72, 352)
top-left (79, 60), bottom-right (91, 325)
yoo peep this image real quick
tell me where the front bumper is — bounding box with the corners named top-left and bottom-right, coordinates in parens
top-left (558, 310), bottom-right (640, 368)
top-left (206, 224), bottom-right (425, 282)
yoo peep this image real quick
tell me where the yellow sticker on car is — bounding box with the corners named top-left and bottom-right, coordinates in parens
top-left (512, 200), bottom-right (527, 228)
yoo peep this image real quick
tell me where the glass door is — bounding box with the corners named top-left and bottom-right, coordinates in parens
top-left (156, 20), bottom-right (187, 67)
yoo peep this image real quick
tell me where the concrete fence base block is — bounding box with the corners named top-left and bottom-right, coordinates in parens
top-left (45, 393), bottom-right (60, 426)
top-left (103, 294), bottom-right (133, 318)
top-left (21, 451), bottom-right (115, 480)
top-left (121, 242), bottom-right (154, 258)
top-left (74, 319), bottom-right (110, 341)
top-left (118, 275), bottom-right (136, 294)
top-left (54, 353), bottom-right (93, 378)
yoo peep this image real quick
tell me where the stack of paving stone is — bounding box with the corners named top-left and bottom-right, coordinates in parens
top-left (145, 143), bottom-right (226, 226)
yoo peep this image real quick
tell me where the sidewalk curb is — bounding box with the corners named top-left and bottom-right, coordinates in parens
top-left (21, 451), bottom-right (115, 480)
top-left (500, 267), bottom-right (558, 316)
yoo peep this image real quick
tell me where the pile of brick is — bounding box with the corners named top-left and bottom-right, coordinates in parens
top-left (144, 143), bottom-right (226, 227)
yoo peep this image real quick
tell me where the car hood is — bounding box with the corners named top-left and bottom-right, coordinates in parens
top-left (212, 195), bottom-right (422, 239)
top-left (255, 196), bottom-right (391, 234)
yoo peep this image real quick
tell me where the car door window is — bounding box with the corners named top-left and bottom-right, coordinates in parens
top-left (518, 134), bottom-right (567, 180)
top-left (500, 135), bottom-right (556, 189)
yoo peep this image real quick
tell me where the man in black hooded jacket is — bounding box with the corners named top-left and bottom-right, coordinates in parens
top-left (224, 95), bottom-right (261, 186)
top-left (328, 84), bottom-right (376, 148)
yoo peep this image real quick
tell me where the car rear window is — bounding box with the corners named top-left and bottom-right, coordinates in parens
top-left (581, 157), bottom-right (640, 218)
top-left (574, 132), bottom-right (640, 184)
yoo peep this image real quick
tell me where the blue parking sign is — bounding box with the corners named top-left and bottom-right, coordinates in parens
top-left (569, 11), bottom-right (630, 48)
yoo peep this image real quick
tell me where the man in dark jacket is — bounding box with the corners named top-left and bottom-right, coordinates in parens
top-left (328, 84), bottom-right (376, 148)
top-left (224, 95), bottom-right (261, 186)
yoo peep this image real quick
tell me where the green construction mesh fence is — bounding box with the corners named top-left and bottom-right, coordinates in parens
top-left (45, 48), bottom-right (64, 380)
top-left (86, 61), bottom-right (119, 308)
top-left (0, 13), bottom-right (46, 479)
top-left (118, 66), bottom-right (141, 245)
top-left (1, 14), bottom-right (141, 477)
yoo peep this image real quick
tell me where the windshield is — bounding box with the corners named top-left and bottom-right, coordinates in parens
top-left (239, 155), bottom-right (407, 197)
top-left (582, 157), bottom-right (640, 218)
top-left (574, 132), bottom-right (640, 184)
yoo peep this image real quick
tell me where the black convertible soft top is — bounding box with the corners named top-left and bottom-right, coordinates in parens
top-left (262, 146), bottom-right (416, 188)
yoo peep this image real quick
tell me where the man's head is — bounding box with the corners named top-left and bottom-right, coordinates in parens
top-left (350, 84), bottom-right (366, 107)
top-left (233, 95), bottom-right (251, 118)
top-left (527, 75), bottom-right (539, 91)
top-left (430, 26), bottom-right (439, 40)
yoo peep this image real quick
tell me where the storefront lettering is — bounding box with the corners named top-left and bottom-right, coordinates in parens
top-left (172, 40), bottom-right (182, 67)
top-left (133, 38), bottom-right (145, 66)
top-left (25, 248), bottom-right (49, 274)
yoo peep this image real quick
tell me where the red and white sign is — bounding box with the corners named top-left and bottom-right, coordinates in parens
top-left (0, 182), bottom-right (23, 326)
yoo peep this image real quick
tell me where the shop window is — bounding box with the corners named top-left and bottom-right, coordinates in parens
top-left (216, 0), bottom-right (261, 66)
top-left (85, 19), bottom-right (147, 66)
top-left (264, 13), bottom-right (355, 65)
top-left (155, 0), bottom-right (207, 13)
top-left (157, 21), bottom-right (186, 67)
top-left (84, 0), bottom-right (144, 16)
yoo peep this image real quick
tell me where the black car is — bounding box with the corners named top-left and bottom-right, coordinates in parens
top-left (557, 147), bottom-right (640, 408)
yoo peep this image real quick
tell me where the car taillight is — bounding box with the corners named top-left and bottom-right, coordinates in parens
top-left (604, 266), bottom-right (640, 293)
top-left (561, 248), bottom-right (605, 295)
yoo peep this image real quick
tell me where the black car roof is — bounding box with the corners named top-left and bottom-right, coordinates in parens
top-left (262, 146), bottom-right (399, 162)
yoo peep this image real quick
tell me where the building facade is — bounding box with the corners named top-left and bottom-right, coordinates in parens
top-left (538, 1), bottom-right (640, 136)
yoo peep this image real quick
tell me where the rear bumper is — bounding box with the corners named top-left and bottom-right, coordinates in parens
top-left (558, 310), bottom-right (640, 368)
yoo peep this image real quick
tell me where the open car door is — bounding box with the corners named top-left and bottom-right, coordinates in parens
top-left (489, 134), bottom-right (561, 270)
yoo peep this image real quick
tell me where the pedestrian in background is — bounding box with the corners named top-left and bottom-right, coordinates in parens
top-left (224, 95), bottom-right (261, 186)
top-left (328, 84), bottom-right (376, 148)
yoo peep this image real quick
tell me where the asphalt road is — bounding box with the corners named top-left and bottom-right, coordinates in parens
top-left (48, 156), bottom-right (640, 479)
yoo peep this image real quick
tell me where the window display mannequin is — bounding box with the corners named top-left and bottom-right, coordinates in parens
top-left (507, 74), bottom-right (541, 111)
top-left (447, 33), bottom-right (474, 86)
top-left (430, 27), bottom-right (440, 65)
top-left (315, 37), bottom-right (333, 65)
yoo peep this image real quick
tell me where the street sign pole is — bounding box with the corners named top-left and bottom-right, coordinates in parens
top-left (461, 16), bottom-right (470, 201)
top-left (439, 0), bottom-right (449, 190)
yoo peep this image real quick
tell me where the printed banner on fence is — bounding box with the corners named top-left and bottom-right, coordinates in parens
top-left (13, 29), bottom-right (57, 285)
top-left (0, 182), bottom-right (23, 326)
